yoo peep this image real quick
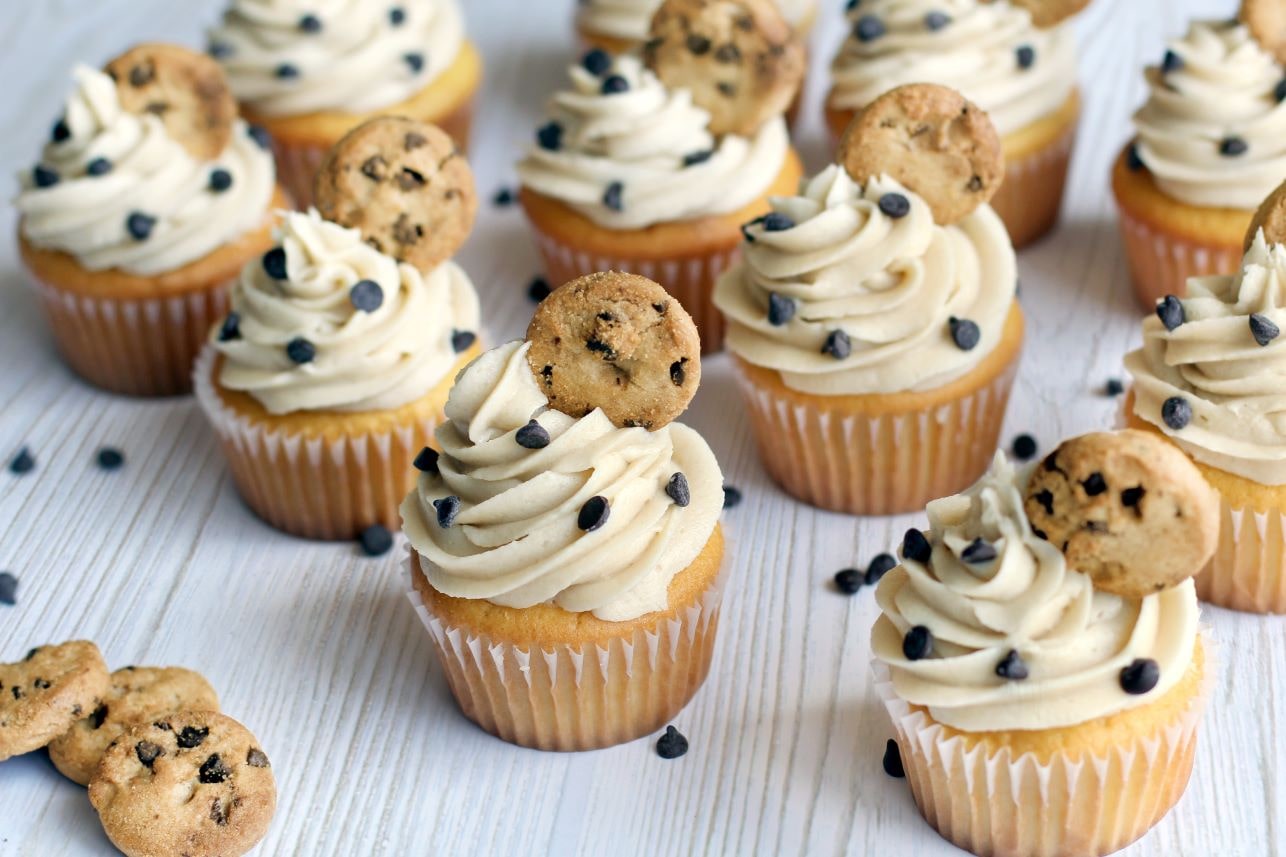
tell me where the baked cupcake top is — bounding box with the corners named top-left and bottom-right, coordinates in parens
top-left (712, 164), bottom-right (1015, 394)
top-left (14, 65), bottom-right (275, 276)
top-left (576, 0), bottom-right (816, 44)
top-left (1130, 19), bottom-right (1286, 210)
top-left (208, 0), bottom-right (465, 118)
top-left (871, 452), bottom-right (1201, 733)
top-left (1125, 230), bottom-right (1286, 484)
top-left (828, 0), bottom-right (1078, 136)
top-left (211, 208), bottom-right (479, 415)
top-left (515, 52), bottom-right (790, 230)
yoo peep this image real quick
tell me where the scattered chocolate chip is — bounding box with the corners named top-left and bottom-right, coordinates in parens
top-left (404, 52), bottom-right (425, 73)
top-left (451, 330), bottom-right (477, 353)
top-left (767, 292), bottom-right (796, 326)
top-left (578, 496), bottom-right (610, 532)
top-left (995, 650), bottom-right (1029, 680)
top-left (8, 447), bottom-right (35, 475)
top-left (601, 74), bottom-right (629, 94)
top-left (1016, 44), bottom-right (1036, 69)
top-left (86, 157), bottom-right (112, 177)
top-left (924, 10), bottom-right (951, 30)
top-left (1104, 377), bottom-right (1125, 397)
top-left (199, 753), bottom-right (231, 784)
top-left (1160, 49), bottom-right (1183, 74)
top-left (275, 63), bottom-right (299, 80)
top-left (1156, 295), bottom-right (1185, 331)
top-left (882, 739), bottom-right (905, 777)
top-left (602, 181), bottom-right (624, 212)
top-left (1220, 136), bottom-right (1248, 157)
top-left (246, 748), bottom-right (270, 768)
top-left (434, 496), bottom-right (461, 528)
top-left (248, 125), bottom-right (272, 150)
top-left (413, 447), bottom-right (440, 474)
top-left (683, 149), bottom-right (714, 167)
top-left (686, 34), bottom-right (712, 55)
top-left (723, 486), bottom-right (742, 509)
top-left (822, 330), bottom-right (852, 360)
top-left (901, 529), bottom-right (932, 564)
top-left (286, 337), bottom-right (315, 365)
top-left (527, 276), bottom-right (551, 303)
top-left (1120, 658), bottom-right (1160, 695)
top-left (902, 625), bottom-right (933, 660)
top-left (762, 212), bottom-right (795, 232)
top-left (949, 317), bottom-right (981, 350)
top-left (516, 420), bottom-right (551, 450)
top-left (866, 553), bottom-right (897, 585)
top-left (582, 48), bottom-right (611, 76)
top-left (32, 165), bottom-right (59, 188)
top-left (1011, 434), bottom-right (1037, 461)
top-left (208, 168), bottom-right (233, 192)
top-left (1121, 486), bottom-right (1146, 509)
top-left (126, 212), bottom-right (156, 241)
top-left (1082, 472), bottom-right (1107, 496)
top-left (834, 568), bottom-right (863, 595)
top-left (666, 472), bottom-right (690, 507)
top-left (1250, 313), bottom-right (1280, 347)
top-left (298, 13), bottom-right (322, 32)
top-left (217, 312), bottom-right (241, 342)
top-left (854, 14), bottom-right (886, 42)
top-left (135, 741), bottom-right (163, 768)
top-left (358, 525), bottom-right (393, 557)
top-left (349, 279), bottom-right (384, 313)
top-left (670, 358), bottom-right (687, 386)
top-left (51, 118), bottom-right (71, 143)
top-left (1126, 143), bottom-right (1146, 172)
top-left (878, 192), bottom-right (910, 219)
top-left (96, 447), bottom-right (124, 471)
top-left (656, 725), bottom-right (688, 759)
top-left (176, 725), bottom-right (209, 748)
top-left (492, 186), bottom-right (515, 206)
top-left (961, 538), bottom-right (997, 564)
top-left (262, 247), bottom-right (288, 280)
top-left (0, 572), bottom-right (16, 606)
top-left (389, 6), bottom-right (406, 26)
top-left (536, 121), bottom-right (563, 151)
top-left (1161, 396), bottom-right (1192, 430)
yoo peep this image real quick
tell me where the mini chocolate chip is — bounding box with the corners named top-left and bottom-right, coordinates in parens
top-left (1016, 44), bottom-right (1036, 69)
top-left (995, 650), bottom-right (1029, 680)
top-left (89, 704), bottom-right (108, 729)
top-left (11, 686), bottom-right (22, 699)
top-left (358, 525), bottom-right (393, 557)
top-left (299, 13), bottom-right (322, 32)
top-left (578, 496), bottom-right (610, 532)
top-left (527, 276), bottom-right (551, 303)
top-left (537, 121), bottom-right (563, 151)
top-left (1277, 78), bottom-right (1286, 103)
top-left (51, 118), bottom-right (71, 143)
top-left (601, 74), bottom-right (629, 94)
top-left (217, 312), bottom-right (241, 342)
top-left (434, 496), bottom-right (461, 528)
top-left (451, 330), bottom-right (477, 353)
top-left (882, 739), bottom-right (905, 777)
top-left (135, 741), bottom-right (163, 768)
top-left (392, 213), bottom-right (423, 244)
top-left (670, 359), bottom-right (687, 386)
top-left (687, 34), bottom-right (712, 55)
top-left (1220, 136), bottom-right (1248, 157)
top-left (902, 625), bottom-right (933, 660)
top-left (1161, 49), bottom-right (1183, 73)
top-left (1121, 486), bottom-right (1146, 509)
top-left (854, 15), bottom-right (885, 42)
top-left (866, 553), bottom-right (897, 585)
top-left (666, 472), bottom-right (690, 507)
top-left (248, 125), bottom-right (272, 150)
top-left (86, 157), bottom-right (112, 177)
top-left (286, 337), bottom-right (316, 365)
top-left (822, 330), bottom-right (852, 360)
top-left (901, 531), bottom-right (932, 567)
top-left (516, 420), bottom-right (551, 449)
top-left (208, 168), bottom-right (233, 193)
top-left (1250, 313), bottom-right (1280, 347)
top-left (1156, 295), bottom-right (1185, 331)
top-left (493, 187), bottom-right (515, 206)
top-left (262, 247), bottom-right (288, 280)
top-left (1011, 434), bottom-right (1037, 461)
top-left (834, 568), bottom-right (863, 595)
top-left (404, 52), bottom-right (425, 73)
top-left (32, 165), bottom-right (59, 188)
top-left (683, 149), bottom-right (714, 167)
top-left (1043, 452), bottom-right (1061, 473)
top-left (949, 317), bottom-right (980, 350)
top-left (767, 293), bottom-right (796, 326)
top-left (1120, 658), bottom-right (1160, 694)
top-left (199, 753), bottom-right (230, 784)
top-left (1126, 143), bottom-right (1146, 172)
top-left (763, 212), bottom-right (795, 232)
top-left (177, 725), bottom-right (209, 748)
top-left (1082, 473), bottom-right (1107, 496)
top-left (924, 10), bottom-right (951, 30)
top-left (715, 43), bottom-right (741, 63)
top-left (8, 447), bottom-right (34, 475)
top-left (128, 63), bottom-right (155, 87)
top-left (0, 572), bottom-right (16, 606)
top-left (275, 63), bottom-right (299, 80)
top-left (208, 41), bottom-right (232, 59)
top-left (878, 192), bottom-right (910, 219)
top-left (349, 279), bottom-right (384, 313)
top-left (603, 181), bottom-right (624, 211)
top-left (1034, 489), bottom-right (1054, 515)
top-left (1162, 396), bottom-right (1192, 430)
top-left (741, 215), bottom-right (766, 243)
top-left (961, 538), bottom-right (996, 564)
top-left (96, 447), bottom-right (124, 471)
top-left (32, 677), bottom-right (50, 690)
top-left (413, 447), bottom-right (440, 474)
top-left (1105, 377), bottom-right (1125, 397)
top-left (656, 725), bottom-right (688, 759)
top-left (723, 486), bottom-right (742, 509)
top-left (389, 6), bottom-right (406, 25)
top-left (126, 212), bottom-right (156, 241)
top-left (582, 48), bottom-right (611, 75)
top-left (247, 748), bottom-right (270, 768)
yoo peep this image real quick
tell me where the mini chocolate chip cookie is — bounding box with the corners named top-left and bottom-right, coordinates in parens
top-left (49, 666), bottom-right (220, 786)
top-left (0, 641), bottom-right (109, 762)
top-left (1245, 177), bottom-right (1286, 251)
top-left (839, 83), bottom-right (1004, 226)
top-left (644, 0), bottom-right (805, 138)
top-left (89, 711), bottom-right (276, 857)
top-left (526, 272), bottom-right (702, 430)
top-left (314, 117), bottom-right (477, 274)
top-left (104, 44), bottom-right (238, 161)
top-left (1005, 0), bottom-right (1092, 28)
top-left (1024, 430), bottom-right (1220, 598)
top-left (1241, 0), bottom-right (1286, 64)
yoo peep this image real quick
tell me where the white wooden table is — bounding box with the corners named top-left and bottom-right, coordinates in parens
top-left (0, 1), bottom-right (1280, 854)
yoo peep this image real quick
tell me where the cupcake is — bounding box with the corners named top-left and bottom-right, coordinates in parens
top-left (518, 0), bottom-right (806, 352)
top-left (714, 84), bottom-right (1022, 515)
top-left (1113, 8), bottom-right (1286, 307)
top-left (194, 118), bottom-right (481, 540)
top-left (1124, 188), bottom-right (1286, 613)
top-left (403, 272), bottom-right (725, 750)
top-left (874, 430), bottom-right (1218, 857)
top-left (14, 45), bottom-right (282, 397)
top-left (208, 0), bottom-right (480, 208)
top-left (825, 0), bottom-right (1086, 248)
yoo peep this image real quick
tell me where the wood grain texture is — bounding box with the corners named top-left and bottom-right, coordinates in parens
top-left (0, 1), bottom-right (1282, 855)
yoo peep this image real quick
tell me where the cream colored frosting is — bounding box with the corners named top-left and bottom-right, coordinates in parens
top-left (712, 166), bottom-right (1016, 395)
top-left (576, 0), bottom-right (817, 43)
top-left (828, 0), bottom-right (1077, 137)
top-left (516, 53), bottom-right (790, 230)
top-left (1132, 20), bottom-right (1286, 210)
top-left (871, 453), bottom-right (1200, 733)
top-left (1126, 232), bottom-right (1286, 485)
top-left (14, 66), bottom-right (275, 277)
top-left (209, 0), bottom-right (465, 117)
top-left (213, 209), bottom-right (480, 415)
top-left (401, 340), bottom-right (723, 622)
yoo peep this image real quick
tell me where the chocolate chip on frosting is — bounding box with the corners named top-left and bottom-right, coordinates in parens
top-left (949, 317), bottom-right (981, 351)
top-left (762, 212), bottom-right (794, 231)
top-left (682, 149), bottom-right (714, 167)
top-left (86, 157), bottom-right (112, 177)
top-left (666, 472), bottom-right (691, 507)
top-left (262, 247), bottom-right (288, 280)
top-left (126, 212), bottom-right (156, 241)
top-left (404, 53), bottom-right (425, 73)
top-left (1250, 313), bottom-right (1280, 346)
top-left (878, 192), bottom-right (910, 219)
top-left (578, 496), bottom-right (611, 532)
top-left (349, 279), bottom-right (384, 313)
top-left (286, 337), bottom-right (316, 365)
top-left (1220, 136), bottom-right (1249, 157)
top-left (767, 292), bottom-right (796, 326)
top-left (413, 446), bottom-right (440, 474)
top-left (1161, 396), bottom-right (1192, 430)
top-left (902, 625), bottom-right (933, 660)
top-left (537, 121), bottom-right (562, 151)
top-left (1160, 49), bottom-right (1183, 73)
top-left (32, 165), bottom-right (59, 188)
top-left (451, 330), bottom-right (477, 353)
top-left (601, 74), bottom-right (629, 94)
top-left (995, 650), bottom-right (1029, 680)
top-left (581, 48), bottom-right (611, 76)
top-left (901, 529), bottom-right (932, 564)
top-left (208, 168), bottom-right (233, 192)
top-left (1156, 295), bottom-right (1185, 331)
top-left (434, 495), bottom-right (461, 528)
top-left (822, 330), bottom-right (852, 360)
top-left (217, 312), bottom-right (241, 342)
top-left (1016, 44), bottom-right (1036, 69)
top-left (854, 15), bottom-right (886, 42)
top-left (1119, 658), bottom-right (1160, 695)
top-left (275, 63), bottom-right (299, 80)
top-left (866, 553), bottom-right (897, 584)
top-left (298, 13), bottom-right (322, 33)
top-left (960, 538), bottom-right (996, 564)
top-left (515, 420), bottom-right (551, 450)
top-left (602, 181), bottom-right (625, 212)
top-left (924, 10), bottom-right (951, 30)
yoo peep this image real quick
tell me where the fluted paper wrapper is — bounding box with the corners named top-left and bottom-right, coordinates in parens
top-left (1199, 499), bottom-right (1286, 614)
top-left (405, 552), bottom-right (725, 751)
top-left (30, 272), bottom-right (232, 397)
top-left (733, 360), bottom-right (1018, 516)
top-left (989, 122), bottom-right (1077, 250)
top-left (529, 229), bottom-right (740, 354)
top-left (1117, 209), bottom-right (1243, 310)
top-left (193, 347), bottom-right (438, 540)
top-left (872, 649), bottom-right (1213, 857)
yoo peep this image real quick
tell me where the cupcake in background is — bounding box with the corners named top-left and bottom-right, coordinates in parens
top-left (874, 431), bottom-right (1217, 857)
top-left (208, 0), bottom-right (480, 208)
top-left (15, 44), bottom-right (283, 397)
top-left (518, 0), bottom-right (805, 352)
top-left (1124, 180), bottom-right (1286, 613)
top-left (194, 118), bottom-right (481, 540)
top-left (826, 0), bottom-right (1086, 248)
top-left (1114, 7), bottom-right (1286, 307)
top-left (404, 272), bottom-right (725, 751)
top-left (714, 84), bottom-right (1022, 515)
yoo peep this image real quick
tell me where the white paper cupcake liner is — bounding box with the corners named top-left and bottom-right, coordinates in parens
top-left (989, 118), bottom-right (1077, 249)
top-left (270, 139), bottom-right (329, 211)
top-left (1200, 500), bottom-right (1286, 614)
top-left (1117, 208), bottom-right (1243, 310)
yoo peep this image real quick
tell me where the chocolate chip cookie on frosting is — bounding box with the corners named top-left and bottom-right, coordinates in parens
top-left (1114, 6), bottom-right (1286, 308)
top-left (517, 0), bottom-right (806, 352)
top-left (713, 83), bottom-right (1022, 515)
top-left (872, 431), bottom-right (1216, 857)
top-left (194, 117), bottom-right (481, 541)
top-left (402, 272), bottom-right (726, 751)
top-left (14, 44), bottom-right (284, 397)
top-left (826, 0), bottom-right (1087, 248)
top-left (207, 0), bottom-right (481, 207)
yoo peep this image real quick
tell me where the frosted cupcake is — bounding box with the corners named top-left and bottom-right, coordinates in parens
top-left (208, 0), bottom-right (480, 207)
top-left (826, 0), bottom-right (1085, 248)
top-left (874, 432), bottom-right (1217, 857)
top-left (1114, 12), bottom-right (1286, 307)
top-left (404, 273), bottom-right (725, 750)
top-left (714, 85), bottom-right (1021, 515)
top-left (518, 0), bottom-right (805, 352)
top-left (15, 45), bottom-right (282, 397)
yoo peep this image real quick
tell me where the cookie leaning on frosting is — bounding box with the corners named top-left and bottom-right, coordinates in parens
top-left (402, 271), bottom-right (727, 751)
top-left (873, 430), bottom-right (1216, 857)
